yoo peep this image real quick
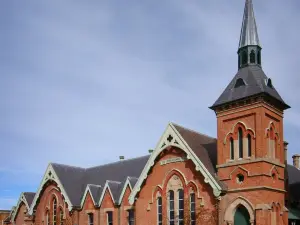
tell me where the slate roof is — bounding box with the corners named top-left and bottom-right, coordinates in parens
top-left (87, 184), bottom-right (102, 204)
top-left (106, 181), bottom-right (123, 203)
top-left (51, 155), bottom-right (150, 207)
top-left (211, 65), bottom-right (290, 109)
top-left (287, 164), bottom-right (300, 201)
top-left (23, 192), bottom-right (35, 207)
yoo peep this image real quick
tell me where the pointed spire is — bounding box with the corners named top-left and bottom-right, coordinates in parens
top-left (238, 0), bottom-right (260, 49)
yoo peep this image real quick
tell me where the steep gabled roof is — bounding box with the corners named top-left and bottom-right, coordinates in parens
top-left (12, 192), bottom-right (35, 222)
top-left (23, 192), bottom-right (36, 207)
top-left (287, 164), bottom-right (300, 201)
top-left (210, 65), bottom-right (290, 109)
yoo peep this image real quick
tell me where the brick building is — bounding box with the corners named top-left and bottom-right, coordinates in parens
top-left (5, 0), bottom-right (300, 225)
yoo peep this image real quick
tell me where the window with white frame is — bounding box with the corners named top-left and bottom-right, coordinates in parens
top-left (157, 196), bottom-right (162, 225)
top-left (190, 193), bottom-right (196, 225)
top-left (60, 209), bottom-right (63, 225)
top-left (88, 213), bottom-right (93, 225)
top-left (178, 189), bottom-right (184, 225)
top-left (128, 209), bottom-right (134, 225)
top-left (46, 211), bottom-right (50, 225)
top-left (169, 190), bottom-right (175, 225)
top-left (107, 211), bottom-right (113, 225)
top-left (53, 198), bottom-right (57, 225)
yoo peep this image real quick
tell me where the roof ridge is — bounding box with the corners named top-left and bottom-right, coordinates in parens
top-left (86, 155), bottom-right (149, 170)
top-left (171, 122), bottom-right (216, 140)
top-left (50, 162), bottom-right (85, 170)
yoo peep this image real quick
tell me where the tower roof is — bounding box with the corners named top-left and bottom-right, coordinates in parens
top-left (210, 65), bottom-right (290, 110)
top-left (238, 0), bottom-right (260, 49)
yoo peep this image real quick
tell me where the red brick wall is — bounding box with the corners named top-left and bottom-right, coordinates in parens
top-left (119, 186), bottom-right (132, 225)
top-left (134, 147), bottom-right (216, 225)
top-left (14, 203), bottom-right (28, 225)
top-left (78, 192), bottom-right (99, 225)
top-left (33, 183), bottom-right (73, 225)
top-left (99, 189), bottom-right (118, 225)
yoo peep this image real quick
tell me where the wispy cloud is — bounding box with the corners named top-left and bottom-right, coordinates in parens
top-left (1, 0), bottom-right (300, 209)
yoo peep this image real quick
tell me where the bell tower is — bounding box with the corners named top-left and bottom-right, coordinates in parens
top-left (210, 0), bottom-right (290, 224)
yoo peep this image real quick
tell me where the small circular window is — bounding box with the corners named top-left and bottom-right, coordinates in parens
top-left (236, 174), bottom-right (245, 184)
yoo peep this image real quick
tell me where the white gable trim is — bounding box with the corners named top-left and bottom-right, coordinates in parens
top-left (29, 164), bottom-right (73, 214)
top-left (118, 177), bottom-right (132, 205)
top-left (128, 123), bottom-right (222, 205)
top-left (80, 184), bottom-right (102, 208)
top-left (98, 181), bottom-right (120, 206)
top-left (11, 192), bottom-right (30, 223)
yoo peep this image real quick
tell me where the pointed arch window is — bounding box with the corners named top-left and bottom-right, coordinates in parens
top-left (247, 134), bottom-right (252, 157)
top-left (238, 128), bottom-right (243, 159)
top-left (178, 189), bottom-right (184, 225)
top-left (250, 50), bottom-right (256, 63)
top-left (157, 197), bottom-right (162, 225)
top-left (53, 198), bottom-right (57, 225)
top-left (257, 50), bottom-right (261, 65)
top-left (242, 51), bottom-right (248, 65)
top-left (168, 190), bottom-right (175, 225)
top-left (230, 137), bottom-right (234, 160)
top-left (190, 193), bottom-right (196, 225)
top-left (234, 78), bottom-right (246, 88)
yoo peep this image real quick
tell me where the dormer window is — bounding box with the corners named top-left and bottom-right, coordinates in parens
top-left (234, 78), bottom-right (246, 88)
top-left (266, 78), bottom-right (273, 88)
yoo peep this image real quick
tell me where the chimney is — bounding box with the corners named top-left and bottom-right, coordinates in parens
top-left (292, 154), bottom-right (300, 169)
top-left (148, 149), bottom-right (154, 154)
top-left (284, 141), bottom-right (288, 164)
top-left (119, 156), bottom-right (125, 161)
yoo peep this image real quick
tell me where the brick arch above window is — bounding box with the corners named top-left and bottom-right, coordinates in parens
top-left (162, 169), bottom-right (187, 192)
top-left (224, 121), bottom-right (255, 145)
top-left (265, 122), bottom-right (280, 140)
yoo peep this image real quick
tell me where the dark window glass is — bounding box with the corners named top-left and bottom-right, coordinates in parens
top-left (178, 189), bottom-right (184, 224)
top-left (128, 209), bottom-right (134, 225)
top-left (230, 138), bottom-right (234, 160)
top-left (107, 211), bottom-right (113, 225)
top-left (257, 51), bottom-right (261, 65)
top-left (247, 134), bottom-right (251, 157)
top-left (169, 190), bottom-right (175, 225)
top-left (157, 197), bottom-right (162, 225)
top-left (250, 50), bottom-right (255, 63)
top-left (242, 51), bottom-right (248, 65)
top-left (238, 128), bottom-right (243, 158)
top-left (53, 198), bottom-right (57, 225)
top-left (60, 210), bottom-right (63, 225)
top-left (88, 214), bottom-right (93, 225)
top-left (190, 193), bottom-right (196, 225)
top-left (234, 78), bottom-right (246, 88)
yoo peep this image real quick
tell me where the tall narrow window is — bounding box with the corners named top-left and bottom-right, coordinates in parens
top-left (53, 198), bottom-right (57, 225)
top-left (46, 211), bottom-right (50, 225)
top-left (168, 190), bottom-right (175, 225)
top-left (128, 209), bottom-right (134, 225)
top-left (178, 189), bottom-right (184, 225)
top-left (60, 210), bottom-right (63, 225)
top-left (157, 197), bottom-right (162, 225)
top-left (242, 51), bottom-right (248, 65)
top-left (107, 211), bottom-right (113, 225)
top-left (238, 128), bottom-right (243, 159)
top-left (257, 51), bottom-right (261, 65)
top-left (230, 137), bottom-right (234, 160)
top-left (190, 193), bottom-right (196, 225)
top-left (250, 50), bottom-right (255, 63)
top-left (88, 213), bottom-right (93, 225)
top-left (247, 134), bottom-right (252, 157)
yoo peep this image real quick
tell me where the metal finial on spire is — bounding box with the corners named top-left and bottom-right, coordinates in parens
top-left (238, 0), bottom-right (260, 49)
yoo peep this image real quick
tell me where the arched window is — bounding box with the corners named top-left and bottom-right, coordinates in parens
top-left (53, 198), bottom-right (57, 225)
top-left (168, 190), bottom-right (175, 225)
top-left (257, 51), bottom-right (261, 65)
top-left (178, 189), bottom-right (184, 225)
top-left (157, 197), bottom-right (162, 225)
top-left (190, 193), bottom-right (196, 225)
top-left (230, 137), bottom-right (234, 160)
top-left (238, 128), bottom-right (243, 159)
top-left (242, 51), bottom-right (248, 65)
top-left (247, 134), bottom-right (251, 157)
top-left (234, 78), bottom-right (246, 88)
top-left (250, 50), bottom-right (255, 63)
top-left (234, 205), bottom-right (250, 225)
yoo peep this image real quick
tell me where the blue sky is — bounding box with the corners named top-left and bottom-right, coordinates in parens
top-left (1, 0), bottom-right (300, 209)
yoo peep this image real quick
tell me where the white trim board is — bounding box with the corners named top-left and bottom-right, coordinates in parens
top-left (128, 123), bottom-right (222, 205)
top-left (80, 184), bottom-right (102, 208)
top-left (29, 164), bottom-right (73, 214)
